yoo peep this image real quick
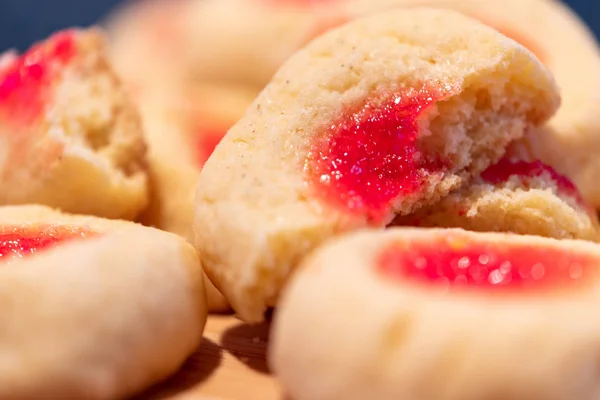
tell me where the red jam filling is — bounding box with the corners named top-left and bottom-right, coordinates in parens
top-left (0, 30), bottom-right (77, 124)
top-left (481, 159), bottom-right (586, 206)
top-left (305, 87), bottom-right (452, 223)
top-left (378, 236), bottom-right (595, 292)
top-left (194, 124), bottom-right (229, 167)
top-left (0, 224), bottom-right (94, 263)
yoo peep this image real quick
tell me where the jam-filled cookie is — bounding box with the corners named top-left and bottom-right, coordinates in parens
top-left (104, 0), bottom-right (191, 97)
top-left (346, 0), bottom-right (600, 207)
top-left (139, 83), bottom-right (255, 312)
top-left (193, 8), bottom-right (560, 322)
top-left (0, 29), bottom-right (148, 220)
top-left (183, 0), bottom-right (600, 207)
top-left (140, 83), bottom-right (254, 237)
top-left (0, 205), bottom-right (206, 400)
top-left (395, 158), bottom-right (600, 241)
top-left (271, 227), bottom-right (600, 400)
top-left (181, 0), bottom-right (347, 87)
top-left (180, 0), bottom-right (547, 88)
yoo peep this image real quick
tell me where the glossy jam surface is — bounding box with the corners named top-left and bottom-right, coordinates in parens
top-left (0, 30), bottom-right (76, 124)
top-left (378, 235), bottom-right (594, 292)
top-left (305, 87), bottom-right (451, 223)
top-left (0, 224), bottom-right (94, 263)
top-left (481, 159), bottom-right (586, 205)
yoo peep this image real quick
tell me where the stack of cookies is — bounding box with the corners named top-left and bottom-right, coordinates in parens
top-left (0, 0), bottom-right (599, 398)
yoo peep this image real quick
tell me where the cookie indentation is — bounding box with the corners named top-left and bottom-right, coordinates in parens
top-left (378, 234), bottom-right (594, 292)
top-left (0, 224), bottom-right (95, 262)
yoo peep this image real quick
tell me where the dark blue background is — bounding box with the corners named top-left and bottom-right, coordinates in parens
top-left (0, 0), bottom-right (598, 52)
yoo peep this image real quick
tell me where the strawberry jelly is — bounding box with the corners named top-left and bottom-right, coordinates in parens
top-left (305, 88), bottom-right (450, 223)
top-left (378, 235), bottom-right (594, 292)
top-left (481, 159), bottom-right (586, 206)
top-left (195, 126), bottom-right (228, 167)
top-left (0, 224), bottom-right (93, 263)
top-left (0, 30), bottom-right (76, 124)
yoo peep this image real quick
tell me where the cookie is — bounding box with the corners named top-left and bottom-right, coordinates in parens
top-left (0, 28), bottom-right (148, 220)
top-left (110, 0), bottom-right (255, 312)
top-left (139, 83), bottom-right (255, 312)
top-left (345, 0), bottom-right (600, 207)
top-left (181, 0), bottom-right (347, 87)
top-left (140, 82), bottom-right (255, 237)
top-left (180, 0), bottom-right (549, 88)
top-left (394, 158), bottom-right (600, 241)
top-left (271, 227), bottom-right (600, 400)
top-left (189, 84), bottom-right (259, 166)
top-left (104, 0), bottom-right (191, 97)
top-left (0, 205), bottom-right (206, 400)
top-left (182, 0), bottom-right (600, 207)
top-left (193, 8), bottom-right (560, 322)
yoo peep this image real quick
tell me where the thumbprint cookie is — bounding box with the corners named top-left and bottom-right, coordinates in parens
top-left (104, 0), bottom-right (192, 97)
top-left (181, 0), bottom-right (348, 87)
top-left (139, 82), bottom-right (255, 239)
top-left (193, 8), bottom-right (560, 322)
top-left (0, 205), bottom-right (206, 400)
top-left (271, 227), bottom-right (600, 400)
top-left (0, 29), bottom-right (148, 220)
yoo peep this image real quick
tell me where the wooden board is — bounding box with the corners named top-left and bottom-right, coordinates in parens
top-left (134, 315), bottom-right (283, 400)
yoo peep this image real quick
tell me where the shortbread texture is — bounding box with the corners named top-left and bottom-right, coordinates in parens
top-left (395, 159), bottom-right (600, 241)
